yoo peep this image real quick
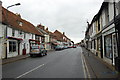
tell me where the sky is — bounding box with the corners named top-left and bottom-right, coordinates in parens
top-left (2, 0), bottom-right (104, 43)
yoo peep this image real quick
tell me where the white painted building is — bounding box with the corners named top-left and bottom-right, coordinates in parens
top-left (1, 7), bottom-right (42, 59)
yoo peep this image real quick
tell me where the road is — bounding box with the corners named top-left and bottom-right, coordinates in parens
top-left (2, 47), bottom-right (87, 78)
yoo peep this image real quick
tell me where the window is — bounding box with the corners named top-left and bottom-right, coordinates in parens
top-left (105, 5), bottom-right (109, 24)
top-left (19, 31), bottom-right (22, 35)
top-left (12, 29), bottom-right (15, 37)
top-left (98, 19), bottom-right (100, 31)
top-left (24, 33), bottom-right (26, 39)
top-left (17, 20), bottom-right (23, 26)
top-left (32, 34), bottom-right (33, 39)
top-left (94, 39), bottom-right (96, 49)
top-left (9, 41), bottom-right (17, 52)
top-left (19, 22), bottom-right (23, 26)
top-left (35, 36), bottom-right (40, 41)
top-left (104, 34), bottom-right (112, 59)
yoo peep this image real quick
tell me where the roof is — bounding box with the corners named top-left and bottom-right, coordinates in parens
top-left (2, 7), bottom-right (43, 36)
top-left (53, 30), bottom-right (64, 41)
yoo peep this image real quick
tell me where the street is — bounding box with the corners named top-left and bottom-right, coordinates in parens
top-left (2, 47), bottom-right (86, 78)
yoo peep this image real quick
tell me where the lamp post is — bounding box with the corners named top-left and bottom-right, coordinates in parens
top-left (5, 3), bottom-right (21, 59)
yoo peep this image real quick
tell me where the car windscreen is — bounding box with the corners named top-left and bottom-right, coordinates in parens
top-left (31, 46), bottom-right (39, 49)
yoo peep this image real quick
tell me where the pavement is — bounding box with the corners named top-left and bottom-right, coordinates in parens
top-left (81, 47), bottom-right (120, 79)
top-left (1, 54), bottom-right (30, 65)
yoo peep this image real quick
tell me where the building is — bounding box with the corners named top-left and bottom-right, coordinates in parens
top-left (85, 0), bottom-right (120, 71)
top-left (1, 7), bottom-right (43, 59)
top-left (36, 24), bottom-right (51, 50)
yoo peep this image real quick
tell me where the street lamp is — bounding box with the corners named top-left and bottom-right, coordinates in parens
top-left (5, 3), bottom-right (21, 59)
top-left (7, 3), bottom-right (21, 9)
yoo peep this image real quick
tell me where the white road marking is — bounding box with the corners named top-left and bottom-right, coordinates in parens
top-left (80, 47), bottom-right (91, 78)
top-left (16, 64), bottom-right (45, 78)
top-left (81, 53), bottom-right (87, 78)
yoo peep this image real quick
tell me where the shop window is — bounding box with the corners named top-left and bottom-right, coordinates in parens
top-left (9, 41), bottom-right (17, 52)
top-left (104, 34), bottom-right (112, 59)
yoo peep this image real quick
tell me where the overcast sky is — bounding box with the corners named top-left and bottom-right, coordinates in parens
top-left (2, 0), bottom-right (104, 43)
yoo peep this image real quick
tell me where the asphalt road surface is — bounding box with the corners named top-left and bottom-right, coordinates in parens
top-left (2, 47), bottom-right (86, 78)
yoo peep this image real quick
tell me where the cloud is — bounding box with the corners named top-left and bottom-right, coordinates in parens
top-left (2, 0), bottom-right (104, 43)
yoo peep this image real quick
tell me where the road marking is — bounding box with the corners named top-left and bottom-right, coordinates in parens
top-left (82, 54), bottom-right (91, 78)
top-left (16, 64), bottom-right (45, 78)
top-left (80, 47), bottom-right (91, 79)
top-left (81, 53), bottom-right (87, 78)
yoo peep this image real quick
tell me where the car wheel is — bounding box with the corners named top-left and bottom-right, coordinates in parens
top-left (41, 53), bottom-right (44, 57)
top-left (45, 52), bottom-right (47, 55)
top-left (30, 54), bottom-right (33, 57)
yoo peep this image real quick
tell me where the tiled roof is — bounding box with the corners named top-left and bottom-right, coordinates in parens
top-left (2, 7), bottom-right (43, 36)
top-left (53, 30), bottom-right (64, 41)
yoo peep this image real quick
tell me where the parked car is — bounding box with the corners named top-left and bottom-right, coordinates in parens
top-left (30, 45), bottom-right (47, 57)
top-left (68, 46), bottom-right (73, 48)
top-left (55, 45), bottom-right (63, 51)
top-left (73, 46), bottom-right (76, 48)
top-left (63, 46), bottom-right (68, 49)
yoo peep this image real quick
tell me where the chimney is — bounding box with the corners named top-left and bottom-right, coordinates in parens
top-left (46, 27), bottom-right (48, 30)
top-left (37, 24), bottom-right (45, 30)
top-left (87, 21), bottom-right (89, 27)
top-left (16, 13), bottom-right (21, 18)
top-left (63, 32), bottom-right (65, 35)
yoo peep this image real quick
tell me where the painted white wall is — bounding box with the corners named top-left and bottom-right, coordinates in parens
top-left (44, 34), bottom-right (51, 50)
top-left (0, 24), bottom-right (6, 59)
top-left (45, 35), bottom-right (49, 42)
top-left (7, 27), bottom-right (12, 37)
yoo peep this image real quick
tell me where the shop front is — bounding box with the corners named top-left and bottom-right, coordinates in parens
top-left (7, 37), bottom-right (23, 58)
top-left (102, 25), bottom-right (117, 65)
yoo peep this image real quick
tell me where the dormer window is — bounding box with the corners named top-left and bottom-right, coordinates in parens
top-left (17, 20), bottom-right (23, 26)
top-left (19, 21), bottom-right (23, 26)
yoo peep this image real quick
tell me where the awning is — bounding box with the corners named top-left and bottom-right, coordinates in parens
top-left (7, 37), bottom-right (23, 41)
top-left (29, 39), bottom-right (36, 41)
